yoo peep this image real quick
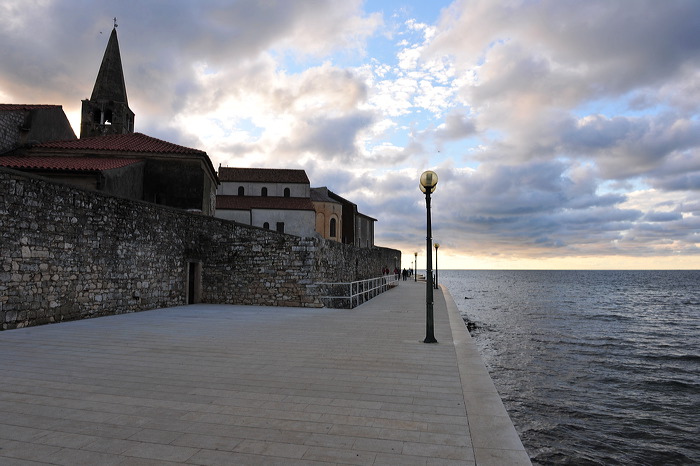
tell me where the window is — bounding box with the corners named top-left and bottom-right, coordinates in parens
top-left (283, 188), bottom-right (290, 198)
top-left (263, 222), bottom-right (270, 229)
top-left (276, 222), bottom-right (285, 233)
top-left (238, 186), bottom-right (245, 196)
top-left (261, 187), bottom-right (268, 197)
top-left (330, 218), bottom-right (337, 238)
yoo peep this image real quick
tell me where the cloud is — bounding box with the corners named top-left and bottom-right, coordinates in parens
top-left (435, 112), bottom-right (477, 143)
top-left (2, 0), bottom-right (699, 267)
top-left (282, 111), bottom-right (375, 162)
top-left (560, 114), bottom-right (700, 179)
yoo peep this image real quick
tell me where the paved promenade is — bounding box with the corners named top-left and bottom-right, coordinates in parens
top-left (0, 280), bottom-right (531, 465)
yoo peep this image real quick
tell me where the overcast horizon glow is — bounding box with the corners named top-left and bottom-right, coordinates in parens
top-left (2, 0), bottom-right (698, 270)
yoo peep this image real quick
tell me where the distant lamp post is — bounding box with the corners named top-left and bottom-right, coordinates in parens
top-left (434, 243), bottom-right (440, 289)
top-left (420, 170), bottom-right (438, 344)
top-left (414, 252), bottom-right (418, 282)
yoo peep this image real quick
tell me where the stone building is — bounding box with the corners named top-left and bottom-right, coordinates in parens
top-left (215, 167), bottom-right (316, 236)
top-left (325, 189), bottom-right (376, 248)
top-left (310, 187), bottom-right (343, 242)
top-left (0, 104), bottom-right (76, 154)
top-left (2, 133), bottom-right (218, 214)
top-left (215, 168), bottom-right (377, 245)
top-left (0, 26), bottom-right (218, 215)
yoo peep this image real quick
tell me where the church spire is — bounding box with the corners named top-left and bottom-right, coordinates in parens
top-left (80, 24), bottom-right (134, 138)
top-left (90, 27), bottom-right (128, 104)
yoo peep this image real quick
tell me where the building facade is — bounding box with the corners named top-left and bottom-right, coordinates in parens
top-left (326, 190), bottom-right (376, 247)
top-left (215, 167), bottom-right (316, 237)
top-left (0, 104), bottom-right (76, 154)
top-left (310, 187), bottom-right (343, 242)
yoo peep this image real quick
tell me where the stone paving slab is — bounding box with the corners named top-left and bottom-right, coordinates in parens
top-left (0, 280), bottom-right (531, 465)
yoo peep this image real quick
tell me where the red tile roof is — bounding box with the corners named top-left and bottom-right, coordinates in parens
top-left (0, 104), bottom-right (63, 111)
top-left (31, 133), bottom-right (206, 155)
top-left (216, 195), bottom-right (315, 211)
top-left (218, 167), bottom-right (310, 184)
top-left (0, 156), bottom-right (142, 172)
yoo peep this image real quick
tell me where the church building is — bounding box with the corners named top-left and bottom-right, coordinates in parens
top-left (215, 167), bottom-right (317, 237)
top-left (0, 25), bottom-right (218, 215)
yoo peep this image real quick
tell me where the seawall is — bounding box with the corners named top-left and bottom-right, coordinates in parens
top-left (0, 167), bottom-right (400, 329)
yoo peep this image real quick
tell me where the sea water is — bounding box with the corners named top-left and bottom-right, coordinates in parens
top-left (439, 270), bottom-right (699, 465)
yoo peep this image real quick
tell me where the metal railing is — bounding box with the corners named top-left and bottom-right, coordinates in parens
top-left (317, 275), bottom-right (400, 309)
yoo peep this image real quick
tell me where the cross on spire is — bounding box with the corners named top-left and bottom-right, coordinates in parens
top-left (113, 17), bottom-right (118, 28)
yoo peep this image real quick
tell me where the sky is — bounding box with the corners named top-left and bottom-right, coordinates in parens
top-left (1, 0), bottom-right (699, 270)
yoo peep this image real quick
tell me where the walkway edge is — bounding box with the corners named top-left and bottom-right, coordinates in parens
top-left (442, 285), bottom-right (533, 466)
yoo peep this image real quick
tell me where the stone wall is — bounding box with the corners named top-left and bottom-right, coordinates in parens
top-left (0, 111), bottom-right (25, 153)
top-left (1, 168), bottom-right (400, 329)
top-left (0, 106), bottom-right (76, 154)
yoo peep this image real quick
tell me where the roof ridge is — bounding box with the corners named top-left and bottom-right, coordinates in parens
top-left (0, 104), bottom-right (63, 110)
top-left (32, 132), bottom-right (206, 155)
top-left (218, 166), bottom-right (310, 183)
top-left (0, 155), bottom-right (142, 171)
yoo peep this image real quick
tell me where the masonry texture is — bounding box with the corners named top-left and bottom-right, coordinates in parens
top-left (1, 168), bottom-right (400, 330)
top-left (0, 111), bottom-right (25, 153)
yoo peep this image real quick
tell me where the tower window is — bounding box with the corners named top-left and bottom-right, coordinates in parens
top-left (284, 188), bottom-right (290, 198)
top-left (330, 218), bottom-right (337, 238)
top-left (238, 186), bottom-right (245, 196)
top-left (261, 187), bottom-right (268, 197)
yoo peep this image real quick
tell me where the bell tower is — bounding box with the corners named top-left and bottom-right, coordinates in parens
top-left (80, 22), bottom-right (134, 138)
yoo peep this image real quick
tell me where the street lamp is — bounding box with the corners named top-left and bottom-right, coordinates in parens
top-left (414, 252), bottom-right (417, 282)
top-left (420, 170), bottom-right (438, 344)
top-left (434, 243), bottom-right (440, 289)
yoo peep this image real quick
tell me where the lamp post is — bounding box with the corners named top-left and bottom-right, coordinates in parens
top-left (434, 243), bottom-right (440, 289)
top-left (414, 252), bottom-right (417, 282)
top-left (420, 170), bottom-right (438, 343)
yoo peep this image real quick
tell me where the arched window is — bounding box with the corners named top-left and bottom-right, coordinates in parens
top-left (238, 186), bottom-right (245, 196)
top-left (263, 222), bottom-right (270, 229)
top-left (261, 187), bottom-right (268, 197)
top-left (284, 188), bottom-right (290, 198)
top-left (330, 218), bottom-right (337, 238)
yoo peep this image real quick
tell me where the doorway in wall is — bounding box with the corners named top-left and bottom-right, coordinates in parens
top-left (187, 261), bottom-right (202, 304)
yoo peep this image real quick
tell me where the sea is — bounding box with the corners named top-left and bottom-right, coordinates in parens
top-left (439, 270), bottom-right (699, 466)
